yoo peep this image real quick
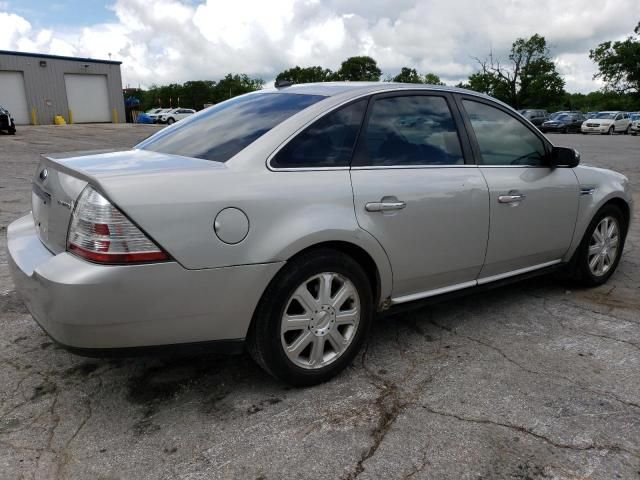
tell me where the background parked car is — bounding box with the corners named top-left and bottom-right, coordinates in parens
top-left (630, 113), bottom-right (640, 135)
top-left (586, 112), bottom-right (598, 119)
top-left (135, 113), bottom-right (155, 124)
top-left (0, 105), bottom-right (16, 134)
top-left (518, 109), bottom-right (548, 126)
top-left (158, 108), bottom-right (196, 124)
top-left (581, 111), bottom-right (632, 135)
top-left (147, 108), bottom-right (171, 123)
top-left (540, 112), bottom-right (585, 133)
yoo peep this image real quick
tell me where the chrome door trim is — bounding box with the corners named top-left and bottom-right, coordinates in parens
top-left (390, 280), bottom-right (477, 305)
top-left (390, 259), bottom-right (562, 305)
top-left (477, 259), bottom-right (562, 285)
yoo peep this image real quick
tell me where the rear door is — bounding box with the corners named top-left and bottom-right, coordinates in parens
top-left (457, 96), bottom-right (579, 281)
top-left (350, 92), bottom-right (489, 301)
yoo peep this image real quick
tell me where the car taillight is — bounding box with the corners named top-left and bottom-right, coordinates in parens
top-left (67, 185), bottom-right (169, 264)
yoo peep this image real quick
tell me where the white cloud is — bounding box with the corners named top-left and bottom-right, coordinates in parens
top-left (0, 0), bottom-right (639, 92)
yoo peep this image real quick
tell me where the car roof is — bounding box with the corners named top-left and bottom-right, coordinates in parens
top-left (261, 81), bottom-right (493, 100)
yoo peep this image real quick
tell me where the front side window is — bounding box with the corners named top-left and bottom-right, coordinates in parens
top-left (356, 95), bottom-right (464, 166)
top-left (137, 93), bottom-right (325, 163)
top-left (271, 99), bottom-right (367, 169)
top-left (462, 100), bottom-right (546, 166)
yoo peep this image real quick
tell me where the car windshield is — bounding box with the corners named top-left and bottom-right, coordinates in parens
top-left (137, 92), bottom-right (326, 163)
top-left (555, 114), bottom-right (569, 121)
top-left (631, 114), bottom-right (640, 121)
top-left (595, 112), bottom-right (616, 119)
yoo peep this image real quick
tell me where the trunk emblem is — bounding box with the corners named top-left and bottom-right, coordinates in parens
top-left (39, 168), bottom-right (48, 181)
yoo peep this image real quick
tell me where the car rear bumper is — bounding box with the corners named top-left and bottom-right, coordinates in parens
top-left (8, 213), bottom-right (283, 351)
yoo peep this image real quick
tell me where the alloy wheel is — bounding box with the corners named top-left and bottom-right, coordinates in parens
top-left (588, 216), bottom-right (620, 277)
top-left (280, 272), bottom-right (360, 369)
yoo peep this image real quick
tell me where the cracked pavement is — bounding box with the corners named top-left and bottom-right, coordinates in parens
top-left (1, 126), bottom-right (639, 479)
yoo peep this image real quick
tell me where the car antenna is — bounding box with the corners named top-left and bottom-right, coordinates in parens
top-left (275, 79), bottom-right (294, 89)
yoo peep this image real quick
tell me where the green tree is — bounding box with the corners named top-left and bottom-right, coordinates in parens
top-left (276, 66), bottom-right (337, 84)
top-left (389, 67), bottom-right (445, 85)
top-left (136, 74), bottom-right (264, 111)
top-left (471, 34), bottom-right (565, 108)
top-left (391, 67), bottom-right (423, 83)
top-left (590, 22), bottom-right (640, 95)
top-left (337, 56), bottom-right (382, 81)
top-left (181, 80), bottom-right (216, 110)
top-left (211, 74), bottom-right (264, 103)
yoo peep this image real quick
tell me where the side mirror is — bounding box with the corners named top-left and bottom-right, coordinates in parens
top-left (550, 146), bottom-right (580, 168)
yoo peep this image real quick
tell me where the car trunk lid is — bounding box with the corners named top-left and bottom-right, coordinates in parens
top-left (32, 149), bottom-right (220, 255)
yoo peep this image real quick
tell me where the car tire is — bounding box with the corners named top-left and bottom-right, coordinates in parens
top-left (166, 118), bottom-right (175, 125)
top-left (607, 126), bottom-right (614, 135)
top-left (567, 204), bottom-right (627, 287)
top-left (247, 248), bottom-right (374, 386)
top-left (8, 127), bottom-right (16, 135)
top-left (624, 126), bottom-right (630, 135)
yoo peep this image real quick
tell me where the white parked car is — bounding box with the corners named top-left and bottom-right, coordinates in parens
top-left (158, 108), bottom-right (196, 125)
top-left (630, 113), bottom-right (640, 136)
top-left (581, 111), bottom-right (632, 135)
top-left (147, 108), bottom-right (171, 123)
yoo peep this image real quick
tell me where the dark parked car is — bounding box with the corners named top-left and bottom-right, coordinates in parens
top-left (518, 109), bottom-right (548, 126)
top-left (540, 113), bottom-right (585, 133)
top-left (0, 105), bottom-right (16, 134)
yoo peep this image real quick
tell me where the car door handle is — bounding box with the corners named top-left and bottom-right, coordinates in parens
top-left (365, 201), bottom-right (407, 212)
top-left (498, 192), bottom-right (526, 203)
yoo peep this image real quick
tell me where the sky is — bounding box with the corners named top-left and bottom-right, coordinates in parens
top-left (1, 0), bottom-right (639, 92)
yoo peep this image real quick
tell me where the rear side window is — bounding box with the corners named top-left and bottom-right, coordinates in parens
top-left (137, 93), bottom-right (325, 163)
top-left (462, 100), bottom-right (546, 166)
top-left (271, 99), bottom-right (367, 169)
top-left (356, 95), bottom-right (464, 166)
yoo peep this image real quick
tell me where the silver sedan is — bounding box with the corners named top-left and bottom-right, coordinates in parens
top-left (7, 83), bottom-right (633, 386)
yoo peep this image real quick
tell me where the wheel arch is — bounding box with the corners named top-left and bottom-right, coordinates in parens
top-left (284, 240), bottom-right (384, 307)
top-left (603, 197), bottom-right (631, 232)
top-left (564, 193), bottom-right (632, 262)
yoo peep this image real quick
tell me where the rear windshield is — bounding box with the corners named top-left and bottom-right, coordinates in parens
top-left (137, 92), bottom-right (325, 163)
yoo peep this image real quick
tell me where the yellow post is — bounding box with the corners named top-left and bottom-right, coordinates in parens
top-left (31, 108), bottom-right (37, 125)
top-left (68, 110), bottom-right (74, 124)
top-left (112, 108), bottom-right (119, 124)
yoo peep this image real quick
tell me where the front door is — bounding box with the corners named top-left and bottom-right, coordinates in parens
top-left (459, 97), bottom-right (580, 280)
top-left (350, 93), bottom-right (489, 301)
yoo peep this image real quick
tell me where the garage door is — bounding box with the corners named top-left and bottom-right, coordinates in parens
top-left (0, 71), bottom-right (30, 125)
top-left (64, 74), bottom-right (111, 123)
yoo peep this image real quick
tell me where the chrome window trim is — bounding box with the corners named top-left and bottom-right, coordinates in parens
top-left (351, 164), bottom-right (473, 170)
top-left (478, 165), bottom-right (552, 169)
top-left (390, 259), bottom-right (562, 305)
top-left (266, 86), bottom-right (501, 173)
top-left (268, 166), bottom-right (351, 172)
